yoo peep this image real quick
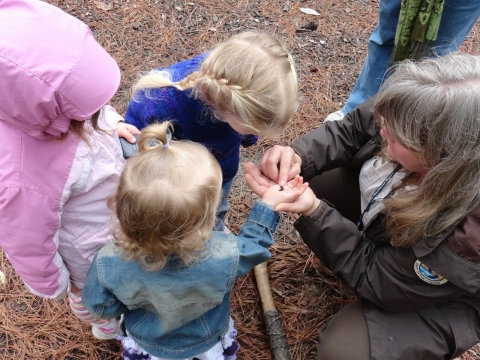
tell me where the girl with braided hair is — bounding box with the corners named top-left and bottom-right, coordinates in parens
top-left (117, 31), bottom-right (298, 230)
top-left (83, 121), bottom-right (308, 360)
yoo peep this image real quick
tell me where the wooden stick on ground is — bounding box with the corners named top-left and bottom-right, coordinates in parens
top-left (254, 261), bottom-right (292, 360)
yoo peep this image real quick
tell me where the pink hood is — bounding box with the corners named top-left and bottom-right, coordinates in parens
top-left (0, 0), bottom-right (121, 140)
top-left (0, 0), bottom-right (122, 298)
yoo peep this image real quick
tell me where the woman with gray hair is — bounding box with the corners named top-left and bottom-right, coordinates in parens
top-left (244, 53), bottom-right (480, 359)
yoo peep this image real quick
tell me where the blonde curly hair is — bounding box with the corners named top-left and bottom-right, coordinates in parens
top-left (110, 122), bottom-right (222, 271)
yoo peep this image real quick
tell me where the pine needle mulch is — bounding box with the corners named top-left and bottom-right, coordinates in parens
top-left (1, 0), bottom-right (480, 359)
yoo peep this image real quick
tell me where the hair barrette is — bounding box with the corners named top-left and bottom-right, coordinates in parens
top-left (163, 127), bottom-right (173, 148)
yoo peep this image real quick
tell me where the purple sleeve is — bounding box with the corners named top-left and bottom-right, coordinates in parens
top-left (241, 134), bottom-right (258, 148)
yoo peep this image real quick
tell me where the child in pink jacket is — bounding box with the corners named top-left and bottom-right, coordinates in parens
top-left (0, 0), bottom-right (124, 340)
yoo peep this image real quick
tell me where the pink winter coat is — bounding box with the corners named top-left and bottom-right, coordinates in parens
top-left (0, 0), bottom-right (124, 299)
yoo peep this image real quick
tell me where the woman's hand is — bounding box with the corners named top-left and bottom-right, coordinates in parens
top-left (116, 122), bottom-right (140, 143)
top-left (258, 145), bottom-right (302, 186)
top-left (244, 162), bottom-right (276, 198)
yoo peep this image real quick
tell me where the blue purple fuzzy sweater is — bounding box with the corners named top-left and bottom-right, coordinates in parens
top-left (125, 53), bottom-right (258, 183)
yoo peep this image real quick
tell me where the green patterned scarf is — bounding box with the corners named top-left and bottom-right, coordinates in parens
top-left (392, 0), bottom-right (444, 63)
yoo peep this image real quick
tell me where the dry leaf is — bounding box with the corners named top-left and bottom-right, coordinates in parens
top-left (94, 1), bottom-right (112, 11)
top-left (299, 7), bottom-right (320, 16)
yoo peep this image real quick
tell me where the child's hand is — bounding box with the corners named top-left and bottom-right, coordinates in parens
top-left (260, 175), bottom-right (309, 209)
top-left (116, 122), bottom-right (140, 143)
top-left (274, 185), bottom-right (320, 216)
top-left (244, 162), bottom-right (320, 216)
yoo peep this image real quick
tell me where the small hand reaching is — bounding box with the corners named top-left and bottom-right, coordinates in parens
top-left (244, 162), bottom-right (320, 216)
top-left (116, 122), bottom-right (141, 143)
top-left (274, 183), bottom-right (320, 216)
top-left (260, 175), bottom-right (309, 210)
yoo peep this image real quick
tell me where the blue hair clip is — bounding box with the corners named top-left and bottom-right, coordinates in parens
top-left (163, 127), bottom-right (172, 148)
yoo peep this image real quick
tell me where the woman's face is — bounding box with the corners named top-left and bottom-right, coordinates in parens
top-left (380, 127), bottom-right (428, 175)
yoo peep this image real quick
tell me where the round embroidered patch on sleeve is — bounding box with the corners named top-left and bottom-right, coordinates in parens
top-left (414, 260), bottom-right (448, 285)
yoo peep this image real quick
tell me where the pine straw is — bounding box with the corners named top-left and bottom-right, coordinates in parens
top-left (1, 0), bottom-right (480, 359)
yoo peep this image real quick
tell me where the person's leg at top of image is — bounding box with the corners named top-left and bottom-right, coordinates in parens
top-left (326, 0), bottom-right (480, 122)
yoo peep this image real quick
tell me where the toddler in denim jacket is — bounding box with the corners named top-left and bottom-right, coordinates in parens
top-left (82, 122), bottom-right (308, 360)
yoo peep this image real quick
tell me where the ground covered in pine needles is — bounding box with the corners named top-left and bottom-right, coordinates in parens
top-left (1, 0), bottom-right (480, 359)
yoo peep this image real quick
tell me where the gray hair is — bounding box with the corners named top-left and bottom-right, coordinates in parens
top-left (374, 53), bottom-right (480, 246)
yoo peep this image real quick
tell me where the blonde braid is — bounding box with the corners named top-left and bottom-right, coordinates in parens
top-left (132, 70), bottom-right (199, 98)
top-left (191, 31), bottom-right (298, 137)
top-left (176, 71), bottom-right (201, 91)
top-left (189, 72), bottom-right (249, 123)
top-left (132, 31), bottom-right (298, 137)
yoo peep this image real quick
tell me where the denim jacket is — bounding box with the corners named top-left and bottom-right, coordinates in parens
top-left (83, 201), bottom-right (280, 359)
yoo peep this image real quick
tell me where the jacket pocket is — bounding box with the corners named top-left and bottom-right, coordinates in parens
top-left (364, 214), bottom-right (391, 247)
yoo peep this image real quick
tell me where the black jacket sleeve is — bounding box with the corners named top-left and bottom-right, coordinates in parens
top-left (295, 197), bottom-right (469, 313)
top-left (292, 99), bottom-right (472, 312)
top-left (292, 97), bottom-right (381, 181)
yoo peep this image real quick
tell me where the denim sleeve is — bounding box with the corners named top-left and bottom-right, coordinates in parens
top-left (235, 201), bottom-right (280, 278)
top-left (82, 254), bottom-right (127, 319)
